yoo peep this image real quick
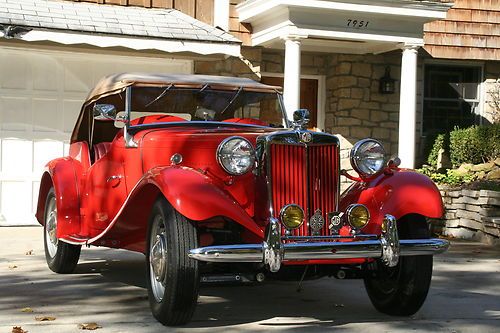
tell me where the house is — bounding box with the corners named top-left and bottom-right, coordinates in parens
top-left (0, 0), bottom-right (498, 226)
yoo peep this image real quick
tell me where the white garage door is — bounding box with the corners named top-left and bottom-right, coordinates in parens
top-left (0, 47), bottom-right (192, 226)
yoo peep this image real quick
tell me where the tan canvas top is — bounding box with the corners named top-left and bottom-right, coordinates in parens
top-left (84, 73), bottom-right (282, 106)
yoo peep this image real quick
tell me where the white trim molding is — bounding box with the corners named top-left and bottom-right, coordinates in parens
top-left (214, 0), bottom-right (230, 31)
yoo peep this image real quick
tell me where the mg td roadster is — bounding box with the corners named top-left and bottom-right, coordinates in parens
top-left (36, 73), bottom-right (449, 326)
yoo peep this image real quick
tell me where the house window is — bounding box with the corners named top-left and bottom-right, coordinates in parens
top-left (423, 64), bottom-right (482, 135)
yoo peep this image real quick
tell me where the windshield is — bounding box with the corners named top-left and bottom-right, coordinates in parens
top-left (127, 86), bottom-right (286, 128)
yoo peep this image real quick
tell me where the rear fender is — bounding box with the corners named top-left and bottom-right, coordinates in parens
top-left (35, 158), bottom-right (83, 237)
top-left (340, 170), bottom-right (443, 234)
top-left (100, 166), bottom-right (264, 252)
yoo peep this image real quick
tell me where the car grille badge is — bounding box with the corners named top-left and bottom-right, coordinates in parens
top-left (309, 209), bottom-right (324, 236)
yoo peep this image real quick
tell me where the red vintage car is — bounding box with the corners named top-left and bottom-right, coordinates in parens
top-left (36, 73), bottom-right (449, 326)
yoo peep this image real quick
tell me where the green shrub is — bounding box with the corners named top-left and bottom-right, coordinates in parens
top-left (426, 133), bottom-right (448, 168)
top-left (449, 124), bottom-right (500, 167)
top-left (417, 165), bottom-right (476, 186)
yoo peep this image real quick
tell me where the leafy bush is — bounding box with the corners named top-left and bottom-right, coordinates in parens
top-left (418, 165), bottom-right (476, 186)
top-left (426, 133), bottom-right (448, 168)
top-left (449, 124), bottom-right (500, 167)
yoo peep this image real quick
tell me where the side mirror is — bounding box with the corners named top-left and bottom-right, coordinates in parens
top-left (93, 104), bottom-right (117, 121)
top-left (292, 109), bottom-right (310, 130)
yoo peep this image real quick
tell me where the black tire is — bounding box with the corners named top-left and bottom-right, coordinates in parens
top-left (364, 214), bottom-right (433, 316)
top-left (43, 188), bottom-right (81, 274)
top-left (146, 196), bottom-right (200, 326)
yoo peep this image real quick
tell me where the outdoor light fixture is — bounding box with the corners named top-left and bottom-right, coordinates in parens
top-left (379, 66), bottom-right (396, 94)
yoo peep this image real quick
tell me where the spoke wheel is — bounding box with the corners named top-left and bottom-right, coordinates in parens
top-left (146, 196), bottom-right (199, 326)
top-left (364, 214), bottom-right (433, 316)
top-left (43, 187), bottom-right (81, 274)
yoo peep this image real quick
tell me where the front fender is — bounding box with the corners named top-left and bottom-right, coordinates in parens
top-left (340, 170), bottom-right (443, 234)
top-left (145, 166), bottom-right (264, 238)
top-left (36, 158), bottom-right (83, 237)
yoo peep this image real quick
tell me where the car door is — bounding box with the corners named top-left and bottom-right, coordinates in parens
top-left (84, 141), bottom-right (128, 236)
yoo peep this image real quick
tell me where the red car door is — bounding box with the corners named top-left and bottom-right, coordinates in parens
top-left (83, 141), bottom-right (128, 237)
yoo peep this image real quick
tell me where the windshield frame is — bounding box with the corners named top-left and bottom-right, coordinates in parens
top-left (124, 84), bottom-right (289, 131)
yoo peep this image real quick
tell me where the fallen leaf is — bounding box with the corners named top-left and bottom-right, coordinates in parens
top-left (25, 250), bottom-right (34, 255)
top-left (20, 307), bottom-right (33, 313)
top-left (8, 265), bottom-right (18, 269)
top-left (12, 326), bottom-right (27, 333)
top-left (35, 316), bottom-right (56, 321)
top-left (78, 323), bottom-right (102, 330)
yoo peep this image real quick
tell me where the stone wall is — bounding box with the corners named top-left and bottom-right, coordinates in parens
top-left (194, 46), bottom-right (262, 80)
top-left (433, 188), bottom-right (500, 244)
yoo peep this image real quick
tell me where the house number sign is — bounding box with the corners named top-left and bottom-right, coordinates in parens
top-left (346, 19), bottom-right (370, 29)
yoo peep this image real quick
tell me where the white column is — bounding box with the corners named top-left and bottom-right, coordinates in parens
top-left (214, 0), bottom-right (230, 31)
top-left (283, 37), bottom-right (302, 120)
top-left (398, 44), bottom-right (420, 169)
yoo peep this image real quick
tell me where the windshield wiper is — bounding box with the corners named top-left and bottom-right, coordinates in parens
top-left (145, 84), bottom-right (173, 108)
top-left (220, 86), bottom-right (243, 115)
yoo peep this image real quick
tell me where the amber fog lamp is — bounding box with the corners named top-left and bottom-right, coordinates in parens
top-left (280, 204), bottom-right (305, 230)
top-left (379, 66), bottom-right (395, 94)
top-left (346, 204), bottom-right (370, 230)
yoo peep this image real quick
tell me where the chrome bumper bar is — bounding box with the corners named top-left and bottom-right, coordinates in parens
top-left (189, 215), bottom-right (450, 272)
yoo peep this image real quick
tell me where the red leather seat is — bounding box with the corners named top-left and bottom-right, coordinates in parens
top-left (130, 114), bottom-right (186, 125)
top-left (94, 142), bottom-right (111, 161)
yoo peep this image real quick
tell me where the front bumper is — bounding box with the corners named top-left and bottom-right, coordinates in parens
top-left (189, 214), bottom-right (450, 272)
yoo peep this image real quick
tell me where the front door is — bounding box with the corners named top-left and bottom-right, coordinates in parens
top-left (261, 76), bottom-right (319, 128)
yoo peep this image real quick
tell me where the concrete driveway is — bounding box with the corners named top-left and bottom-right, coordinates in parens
top-left (1, 226), bottom-right (499, 332)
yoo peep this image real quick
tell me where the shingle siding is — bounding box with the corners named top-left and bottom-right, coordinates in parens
top-left (424, 0), bottom-right (500, 60)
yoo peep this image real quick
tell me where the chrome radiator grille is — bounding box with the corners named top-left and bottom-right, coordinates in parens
top-left (268, 138), bottom-right (340, 236)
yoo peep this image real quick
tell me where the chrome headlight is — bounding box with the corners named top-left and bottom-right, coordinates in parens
top-left (350, 139), bottom-right (386, 177)
top-left (217, 137), bottom-right (255, 175)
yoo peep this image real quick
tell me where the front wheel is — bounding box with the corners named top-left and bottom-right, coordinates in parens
top-left (146, 197), bottom-right (200, 326)
top-left (44, 187), bottom-right (81, 274)
top-left (364, 214), bottom-right (433, 316)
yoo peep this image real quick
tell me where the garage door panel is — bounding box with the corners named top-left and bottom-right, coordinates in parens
top-left (64, 59), bottom-right (94, 93)
top-left (63, 99), bottom-right (84, 133)
top-left (0, 48), bottom-right (192, 226)
top-left (0, 97), bottom-right (31, 132)
top-left (33, 140), bottom-right (64, 174)
top-left (32, 55), bottom-right (60, 92)
top-left (33, 98), bottom-right (63, 133)
top-left (0, 53), bottom-right (30, 90)
top-left (1, 139), bottom-right (33, 174)
top-left (0, 181), bottom-right (33, 226)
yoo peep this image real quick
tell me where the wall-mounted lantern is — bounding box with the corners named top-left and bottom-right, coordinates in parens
top-left (379, 66), bottom-right (396, 94)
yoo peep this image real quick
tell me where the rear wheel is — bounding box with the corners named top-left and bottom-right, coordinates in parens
top-left (146, 197), bottom-right (200, 326)
top-left (364, 214), bottom-right (433, 316)
top-left (44, 188), bottom-right (81, 274)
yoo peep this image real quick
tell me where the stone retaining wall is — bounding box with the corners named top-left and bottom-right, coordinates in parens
top-left (434, 188), bottom-right (500, 244)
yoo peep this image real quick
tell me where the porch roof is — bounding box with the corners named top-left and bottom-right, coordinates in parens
top-left (237, 0), bottom-right (452, 54)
